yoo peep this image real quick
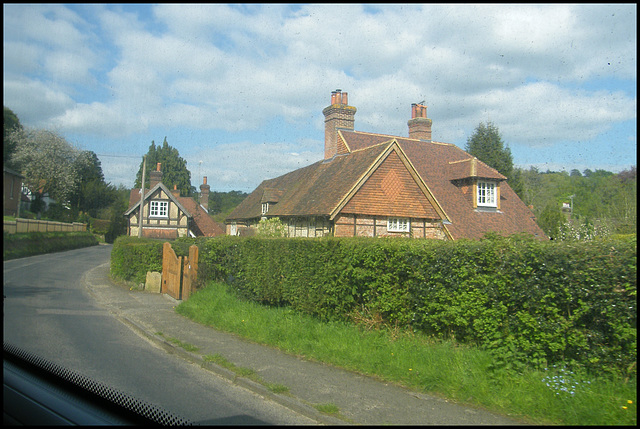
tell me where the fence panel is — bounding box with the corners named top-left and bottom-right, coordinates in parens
top-left (4, 218), bottom-right (86, 234)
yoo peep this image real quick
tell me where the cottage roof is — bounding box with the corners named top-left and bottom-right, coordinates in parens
top-left (177, 196), bottom-right (225, 237)
top-left (226, 118), bottom-right (545, 240)
top-left (124, 182), bottom-right (190, 217)
top-left (125, 182), bottom-right (224, 237)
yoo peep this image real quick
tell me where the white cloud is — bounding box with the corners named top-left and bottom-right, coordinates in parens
top-left (3, 3), bottom-right (636, 190)
top-left (2, 78), bottom-right (75, 126)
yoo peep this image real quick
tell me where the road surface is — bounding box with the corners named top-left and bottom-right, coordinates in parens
top-left (3, 245), bottom-right (315, 425)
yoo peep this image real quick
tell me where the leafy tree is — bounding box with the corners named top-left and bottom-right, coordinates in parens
top-left (134, 137), bottom-right (194, 196)
top-left (537, 201), bottom-right (566, 239)
top-left (208, 190), bottom-right (249, 222)
top-left (68, 151), bottom-right (117, 218)
top-left (105, 185), bottom-right (130, 243)
top-left (6, 127), bottom-right (85, 216)
top-left (517, 165), bottom-right (636, 236)
top-left (4, 106), bottom-right (23, 167)
top-left (257, 217), bottom-right (288, 237)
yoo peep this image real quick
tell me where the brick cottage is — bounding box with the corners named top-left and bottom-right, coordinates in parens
top-left (226, 90), bottom-right (547, 240)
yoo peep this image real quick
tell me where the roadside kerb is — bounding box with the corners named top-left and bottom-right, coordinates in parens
top-left (83, 265), bottom-right (347, 425)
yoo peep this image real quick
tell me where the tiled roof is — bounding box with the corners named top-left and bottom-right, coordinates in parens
top-left (226, 143), bottom-right (389, 220)
top-left (177, 197), bottom-right (225, 237)
top-left (226, 130), bottom-right (546, 240)
top-left (126, 183), bottom-right (224, 237)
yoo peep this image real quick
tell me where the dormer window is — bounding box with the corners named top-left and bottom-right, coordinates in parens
top-left (262, 202), bottom-right (269, 215)
top-left (477, 181), bottom-right (497, 207)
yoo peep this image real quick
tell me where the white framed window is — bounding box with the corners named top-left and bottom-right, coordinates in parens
top-left (150, 200), bottom-right (169, 217)
top-left (477, 181), bottom-right (497, 207)
top-left (387, 217), bottom-right (410, 233)
top-left (262, 202), bottom-right (269, 215)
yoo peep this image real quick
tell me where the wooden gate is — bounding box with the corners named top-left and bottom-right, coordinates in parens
top-left (162, 242), bottom-right (198, 300)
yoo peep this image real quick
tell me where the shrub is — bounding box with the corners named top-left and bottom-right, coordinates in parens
top-left (3, 231), bottom-right (98, 260)
top-left (119, 234), bottom-right (636, 378)
top-left (110, 236), bottom-right (163, 284)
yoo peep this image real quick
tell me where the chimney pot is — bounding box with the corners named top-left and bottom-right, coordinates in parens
top-left (323, 89), bottom-right (356, 160)
top-left (200, 176), bottom-right (211, 211)
top-left (408, 102), bottom-right (432, 141)
top-left (149, 163), bottom-right (163, 188)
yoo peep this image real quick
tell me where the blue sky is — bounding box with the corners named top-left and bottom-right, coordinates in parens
top-left (3, 4), bottom-right (636, 192)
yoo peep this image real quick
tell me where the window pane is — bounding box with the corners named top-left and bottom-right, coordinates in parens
top-left (388, 217), bottom-right (410, 232)
top-left (477, 182), bottom-right (496, 207)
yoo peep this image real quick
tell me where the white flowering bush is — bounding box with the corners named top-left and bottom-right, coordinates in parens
top-left (556, 218), bottom-right (611, 241)
top-left (256, 217), bottom-right (289, 237)
top-left (6, 127), bottom-right (86, 207)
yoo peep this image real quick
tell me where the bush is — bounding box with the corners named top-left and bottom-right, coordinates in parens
top-left (203, 235), bottom-right (636, 377)
top-left (3, 231), bottom-right (98, 260)
top-left (110, 236), bottom-right (163, 284)
top-left (118, 234), bottom-right (636, 378)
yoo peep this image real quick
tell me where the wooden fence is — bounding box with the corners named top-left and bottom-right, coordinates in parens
top-left (162, 242), bottom-right (198, 301)
top-left (3, 218), bottom-right (87, 234)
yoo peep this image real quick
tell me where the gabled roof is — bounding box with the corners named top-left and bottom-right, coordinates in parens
top-left (125, 182), bottom-right (224, 237)
top-left (227, 142), bottom-right (390, 220)
top-left (124, 182), bottom-right (190, 217)
top-left (226, 130), bottom-right (546, 240)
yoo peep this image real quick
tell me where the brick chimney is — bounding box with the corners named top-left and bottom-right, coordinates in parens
top-left (149, 162), bottom-right (162, 188)
top-left (408, 102), bottom-right (432, 142)
top-left (172, 184), bottom-right (180, 198)
top-left (199, 176), bottom-right (210, 211)
top-left (322, 89), bottom-right (356, 160)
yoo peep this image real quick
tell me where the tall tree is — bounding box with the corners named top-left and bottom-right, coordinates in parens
top-left (465, 122), bottom-right (521, 194)
top-left (68, 150), bottom-right (117, 218)
top-left (4, 106), bottom-right (23, 167)
top-left (134, 137), bottom-right (194, 196)
top-left (6, 127), bottom-right (85, 214)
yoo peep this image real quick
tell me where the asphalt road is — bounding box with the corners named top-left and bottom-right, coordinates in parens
top-left (3, 245), bottom-right (315, 425)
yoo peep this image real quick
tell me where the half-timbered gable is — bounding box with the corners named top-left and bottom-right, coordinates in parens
top-left (124, 167), bottom-right (224, 239)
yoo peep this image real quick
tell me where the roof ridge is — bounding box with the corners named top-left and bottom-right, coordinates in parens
top-left (344, 129), bottom-right (456, 147)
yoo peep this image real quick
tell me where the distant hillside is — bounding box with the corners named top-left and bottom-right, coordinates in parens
top-left (207, 190), bottom-right (248, 223)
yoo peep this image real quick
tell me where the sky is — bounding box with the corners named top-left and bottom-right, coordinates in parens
top-left (3, 3), bottom-right (637, 193)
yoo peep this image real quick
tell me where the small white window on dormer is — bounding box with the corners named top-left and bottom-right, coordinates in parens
top-left (477, 181), bottom-right (497, 207)
top-left (388, 217), bottom-right (410, 233)
top-left (262, 202), bottom-right (269, 215)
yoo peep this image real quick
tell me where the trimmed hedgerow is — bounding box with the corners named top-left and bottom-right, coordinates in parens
top-left (110, 236), bottom-right (163, 284)
top-left (3, 230), bottom-right (98, 260)
top-left (143, 234), bottom-right (637, 377)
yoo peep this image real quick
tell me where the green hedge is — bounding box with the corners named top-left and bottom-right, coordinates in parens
top-left (182, 234), bottom-right (636, 377)
top-left (120, 234), bottom-right (636, 377)
top-left (110, 236), bottom-right (164, 284)
top-left (3, 231), bottom-right (98, 260)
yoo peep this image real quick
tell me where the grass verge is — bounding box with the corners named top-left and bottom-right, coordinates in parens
top-left (203, 353), bottom-right (290, 394)
top-left (176, 281), bottom-right (637, 425)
